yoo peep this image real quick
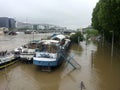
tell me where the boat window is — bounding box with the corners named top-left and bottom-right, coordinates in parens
top-left (39, 53), bottom-right (50, 58)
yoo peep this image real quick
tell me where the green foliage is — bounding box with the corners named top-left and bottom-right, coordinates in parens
top-left (92, 2), bottom-right (102, 31)
top-left (92, 0), bottom-right (120, 31)
top-left (86, 29), bottom-right (99, 39)
top-left (92, 0), bottom-right (120, 43)
top-left (70, 31), bottom-right (84, 43)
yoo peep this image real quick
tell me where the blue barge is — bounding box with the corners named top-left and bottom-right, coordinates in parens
top-left (33, 34), bottom-right (71, 68)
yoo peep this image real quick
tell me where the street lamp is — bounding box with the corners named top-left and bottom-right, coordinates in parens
top-left (102, 30), bottom-right (104, 46)
top-left (111, 30), bottom-right (114, 57)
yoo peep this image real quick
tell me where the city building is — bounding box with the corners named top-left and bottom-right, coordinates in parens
top-left (9, 18), bottom-right (16, 29)
top-left (33, 24), bottom-right (38, 30)
top-left (16, 22), bottom-right (33, 29)
top-left (0, 17), bottom-right (16, 29)
top-left (38, 25), bottom-right (45, 30)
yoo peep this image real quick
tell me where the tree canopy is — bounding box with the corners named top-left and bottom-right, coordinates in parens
top-left (92, 0), bottom-right (120, 42)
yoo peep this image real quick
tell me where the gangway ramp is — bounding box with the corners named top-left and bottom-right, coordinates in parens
top-left (60, 50), bottom-right (81, 69)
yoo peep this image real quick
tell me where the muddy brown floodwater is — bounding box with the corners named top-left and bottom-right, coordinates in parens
top-left (0, 33), bottom-right (120, 90)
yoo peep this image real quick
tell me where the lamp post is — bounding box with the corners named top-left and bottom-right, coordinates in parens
top-left (111, 31), bottom-right (114, 57)
top-left (86, 33), bottom-right (87, 45)
top-left (78, 36), bottom-right (80, 45)
top-left (102, 30), bottom-right (104, 46)
top-left (33, 30), bottom-right (34, 41)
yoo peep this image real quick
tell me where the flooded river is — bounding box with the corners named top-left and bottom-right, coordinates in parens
top-left (0, 33), bottom-right (120, 90)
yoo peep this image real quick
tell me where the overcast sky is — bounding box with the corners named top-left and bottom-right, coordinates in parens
top-left (0, 0), bottom-right (99, 29)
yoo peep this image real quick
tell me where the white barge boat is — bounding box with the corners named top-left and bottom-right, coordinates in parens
top-left (0, 51), bottom-right (17, 69)
top-left (33, 34), bottom-right (71, 70)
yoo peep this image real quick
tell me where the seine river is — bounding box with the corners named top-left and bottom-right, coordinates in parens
top-left (0, 32), bottom-right (120, 90)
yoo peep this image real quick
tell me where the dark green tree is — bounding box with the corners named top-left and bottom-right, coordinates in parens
top-left (92, 2), bottom-right (102, 31)
top-left (92, 0), bottom-right (120, 43)
top-left (70, 31), bottom-right (84, 43)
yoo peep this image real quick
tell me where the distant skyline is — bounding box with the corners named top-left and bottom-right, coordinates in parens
top-left (0, 0), bottom-right (99, 29)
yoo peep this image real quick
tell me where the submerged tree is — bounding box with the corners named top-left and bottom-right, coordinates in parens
top-left (70, 31), bottom-right (84, 43)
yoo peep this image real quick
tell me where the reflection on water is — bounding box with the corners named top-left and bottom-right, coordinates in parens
top-left (0, 33), bottom-right (120, 90)
top-left (93, 42), bottom-right (120, 90)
